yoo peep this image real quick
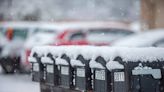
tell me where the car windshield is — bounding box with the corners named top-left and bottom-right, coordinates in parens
top-left (87, 28), bottom-right (133, 43)
top-left (12, 28), bottom-right (28, 40)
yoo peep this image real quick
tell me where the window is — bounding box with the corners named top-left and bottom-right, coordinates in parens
top-left (87, 28), bottom-right (133, 43)
top-left (69, 31), bottom-right (85, 41)
top-left (12, 28), bottom-right (28, 40)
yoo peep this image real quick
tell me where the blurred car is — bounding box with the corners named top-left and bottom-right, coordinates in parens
top-left (0, 21), bottom-right (60, 73)
top-left (55, 29), bottom-right (89, 45)
top-left (56, 28), bottom-right (134, 46)
top-left (112, 29), bottom-right (164, 47)
top-left (23, 30), bottom-right (58, 71)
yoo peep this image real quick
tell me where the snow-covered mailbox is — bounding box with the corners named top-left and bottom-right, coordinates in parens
top-left (90, 56), bottom-right (111, 92)
top-left (28, 47), bottom-right (45, 82)
top-left (70, 55), bottom-right (92, 91)
top-left (106, 48), bottom-right (164, 92)
top-left (40, 53), bottom-right (60, 92)
top-left (87, 47), bottom-right (116, 92)
top-left (56, 53), bottom-right (75, 89)
top-left (44, 53), bottom-right (59, 86)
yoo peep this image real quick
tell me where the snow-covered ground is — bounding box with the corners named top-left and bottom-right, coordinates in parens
top-left (0, 67), bottom-right (40, 92)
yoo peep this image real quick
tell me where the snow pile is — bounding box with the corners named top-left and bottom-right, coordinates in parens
top-left (24, 32), bottom-right (57, 49)
top-left (30, 46), bottom-right (164, 62)
top-left (106, 61), bottom-right (124, 71)
top-left (55, 57), bottom-right (69, 65)
top-left (134, 63), bottom-right (152, 70)
top-left (30, 46), bottom-right (51, 57)
top-left (30, 46), bottom-right (164, 69)
top-left (70, 59), bottom-right (85, 67)
top-left (28, 57), bottom-right (37, 63)
top-left (132, 63), bottom-right (162, 79)
top-left (118, 47), bottom-right (164, 62)
top-left (89, 59), bottom-right (105, 69)
top-left (41, 57), bottom-right (53, 64)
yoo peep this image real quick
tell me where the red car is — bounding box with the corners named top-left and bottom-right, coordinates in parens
top-left (55, 28), bottom-right (134, 46)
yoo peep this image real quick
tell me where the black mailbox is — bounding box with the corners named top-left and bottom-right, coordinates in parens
top-left (91, 56), bottom-right (111, 92)
top-left (106, 57), bottom-right (126, 92)
top-left (111, 69), bottom-right (126, 92)
top-left (108, 57), bottom-right (164, 92)
top-left (40, 53), bottom-right (61, 92)
top-left (41, 53), bottom-right (60, 86)
top-left (129, 61), bottom-right (164, 92)
top-left (29, 53), bottom-right (44, 82)
top-left (72, 55), bottom-right (92, 91)
top-left (56, 54), bottom-right (75, 89)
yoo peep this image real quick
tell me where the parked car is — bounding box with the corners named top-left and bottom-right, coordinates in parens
top-left (112, 29), bottom-right (164, 47)
top-left (23, 30), bottom-right (58, 71)
top-left (55, 28), bottom-right (134, 46)
top-left (0, 21), bottom-right (60, 73)
top-left (21, 22), bottom-right (133, 73)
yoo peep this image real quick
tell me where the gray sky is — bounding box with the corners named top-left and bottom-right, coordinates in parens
top-left (0, 0), bottom-right (140, 21)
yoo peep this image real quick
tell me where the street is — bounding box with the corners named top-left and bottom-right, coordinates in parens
top-left (0, 66), bottom-right (40, 92)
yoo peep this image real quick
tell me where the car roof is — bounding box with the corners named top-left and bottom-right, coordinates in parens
top-left (112, 29), bottom-right (164, 47)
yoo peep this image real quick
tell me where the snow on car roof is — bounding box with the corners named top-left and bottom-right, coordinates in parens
top-left (112, 29), bottom-right (164, 47)
top-left (24, 32), bottom-right (57, 49)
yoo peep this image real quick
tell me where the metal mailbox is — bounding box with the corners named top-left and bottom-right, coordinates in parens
top-left (56, 54), bottom-right (75, 89)
top-left (91, 56), bottom-right (111, 92)
top-left (73, 55), bottom-right (92, 91)
top-left (109, 58), bottom-right (164, 92)
top-left (29, 53), bottom-right (44, 82)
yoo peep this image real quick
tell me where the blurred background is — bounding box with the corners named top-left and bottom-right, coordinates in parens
top-left (0, 0), bottom-right (140, 21)
top-left (0, 0), bottom-right (164, 92)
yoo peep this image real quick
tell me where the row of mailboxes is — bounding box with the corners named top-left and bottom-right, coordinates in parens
top-left (30, 53), bottom-right (164, 92)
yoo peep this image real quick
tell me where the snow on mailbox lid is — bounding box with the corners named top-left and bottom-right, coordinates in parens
top-left (41, 57), bottom-right (53, 64)
top-left (118, 47), bottom-right (164, 62)
top-left (30, 46), bottom-right (164, 70)
top-left (106, 61), bottom-right (124, 71)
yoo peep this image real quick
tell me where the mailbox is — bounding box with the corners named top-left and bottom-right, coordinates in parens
top-left (91, 56), bottom-right (111, 92)
top-left (56, 54), bottom-right (74, 89)
top-left (71, 55), bottom-right (92, 91)
top-left (29, 53), bottom-right (44, 82)
top-left (108, 57), bottom-right (164, 92)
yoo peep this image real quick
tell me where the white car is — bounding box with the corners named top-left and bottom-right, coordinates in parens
top-left (112, 29), bottom-right (164, 47)
top-left (0, 22), bottom-right (61, 73)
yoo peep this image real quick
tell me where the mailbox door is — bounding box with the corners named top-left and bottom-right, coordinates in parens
top-left (60, 66), bottom-right (70, 88)
top-left (75, 67), bottom-right (86, 90)
top-left (94, 69), bottom-right (106, 92)
top-left (32, 63), bottom-right (40, 82)
top-left (131, 75), bottom-right (159, 92)
top-left (46, 64), bottom-right (54, 84)
top-left (113, 71), bottom-right (126, 92)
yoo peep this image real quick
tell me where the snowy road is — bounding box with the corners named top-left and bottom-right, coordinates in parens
top-left (0, 69), bottom-right (40, 92)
